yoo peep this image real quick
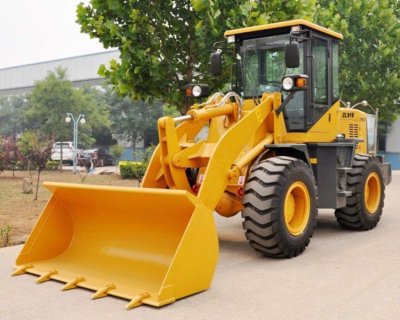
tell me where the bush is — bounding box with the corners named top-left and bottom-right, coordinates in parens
top-left (0, 224), bottom-right (12, 247)
top-left (5, 161), bottom-right (22, 171)
top-left (109, 144), bottom-right (124, 161)
top-left (45, 160), bottom-right (59, 170)
top-left (119, 161), bottom-right (147, 179)
top-left (11, 160), bottom-right (25, 170)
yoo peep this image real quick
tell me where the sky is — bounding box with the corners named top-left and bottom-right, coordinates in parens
top-left (0, 0), bottom-right (110, 69)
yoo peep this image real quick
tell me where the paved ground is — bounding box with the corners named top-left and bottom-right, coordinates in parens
top-left (1, 172), bottom-right (399, 320)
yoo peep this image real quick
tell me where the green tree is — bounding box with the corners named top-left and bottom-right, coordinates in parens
top-left (316, 0), bottom-right (400, 123)
top-left (25, 68), bottom-right (111, 147)
top-left (109, 144), bottom-right (124, 166)
top-left (105, 88), bottom-right (163, 155)
top-left (77, 0), bottom-right (400, 131)
top-left (76, 0), bottom-right (316, 112)
top-left (0, 95), bottom-right (27, 139)
top-left (78, 86), bottom-right (114, 146)
top-left (17, 130), bottom-right (36, 173)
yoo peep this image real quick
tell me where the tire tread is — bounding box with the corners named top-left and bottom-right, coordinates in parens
top-left (242, 156), bottom-right (317, 258)
top-left (334, 155), bottom-right (385, 230)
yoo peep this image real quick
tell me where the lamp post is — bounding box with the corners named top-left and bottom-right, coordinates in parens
top-left (65, 113), bottom-right (86, 174)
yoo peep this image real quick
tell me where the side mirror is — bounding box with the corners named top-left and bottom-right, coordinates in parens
top-left (285, 42), bottom-right (300, 68)
top-left (210, 50), bottom-right (222, 77)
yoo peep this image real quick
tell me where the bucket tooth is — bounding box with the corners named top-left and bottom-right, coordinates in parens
top-left (126, 292), bottom-right (151, 310)
top-left (11, 264), bottom-right (33, 276)
top-left (62, 276), bottom-right (86, 291)
top-left (36, 270), bottom-right (58, 284)
top-left (91, 284), bottom-right (116, 299)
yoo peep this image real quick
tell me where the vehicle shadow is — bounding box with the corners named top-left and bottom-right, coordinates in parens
top-left (314, 210), bottom-right (351, 237)
top-left (217, 210), bottom-right (350, 258)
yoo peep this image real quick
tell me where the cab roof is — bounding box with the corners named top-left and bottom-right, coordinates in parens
top-left (224, 19), bottom-right (343, 40)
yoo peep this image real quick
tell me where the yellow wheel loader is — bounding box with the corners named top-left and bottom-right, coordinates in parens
top-left (13, 19), bottom-right (391, 309)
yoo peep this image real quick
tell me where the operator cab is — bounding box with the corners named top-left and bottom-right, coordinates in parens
top-left (224, 20), bottom-right (343, 132)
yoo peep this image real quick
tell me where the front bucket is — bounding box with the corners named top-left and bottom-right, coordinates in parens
top-left (14, 182), bottom-right (219, 308)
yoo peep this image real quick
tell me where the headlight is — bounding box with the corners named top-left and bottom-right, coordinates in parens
top-left (184, 84), bottom-right (209, 98)
top-left (192, 85), bottom-right (202, 97)
top-left (281, 74), bottom-right (308, 91)
top-left (282, 77), bottom-right (294, 91)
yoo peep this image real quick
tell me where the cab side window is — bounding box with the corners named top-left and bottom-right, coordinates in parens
top-left (332, 42), bottom-right (339, 102)
top-left (312, 38), bottom-right (328, 105)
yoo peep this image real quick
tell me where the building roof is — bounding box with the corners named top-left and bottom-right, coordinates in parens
top-left (0, 50), bottom-right (120, 95)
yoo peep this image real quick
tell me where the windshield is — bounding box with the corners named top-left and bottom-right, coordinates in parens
top-left (54, 143), bottom-right (71, 149)
top-left (239, 34), bottom-right (304, 98)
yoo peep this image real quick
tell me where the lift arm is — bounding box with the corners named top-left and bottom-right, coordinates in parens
top-left (142, 92), bottom-right (281, 210)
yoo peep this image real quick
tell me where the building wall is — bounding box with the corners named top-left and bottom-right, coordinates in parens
top-left (386, 118), bottom-right (400, 153)
top-left (0, 50), bottom-right (120, 95)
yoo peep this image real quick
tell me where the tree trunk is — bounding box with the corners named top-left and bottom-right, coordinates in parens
top-left (181, 97), bottom-right (194, 115)
top-left (180, 34), bottom-right (195, 115)
top-left (132, 142), bottom-right (137, 161)
top-left (34, 168), bottom-right (41, 201)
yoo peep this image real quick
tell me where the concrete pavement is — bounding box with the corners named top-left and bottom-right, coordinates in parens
top-left (1, 172), bottom-right (399, 320)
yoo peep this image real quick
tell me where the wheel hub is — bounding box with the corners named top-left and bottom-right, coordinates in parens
top-left (364, 172), bottom-right (381, 214)
top-left (284, 181), bottom-right (310, 236)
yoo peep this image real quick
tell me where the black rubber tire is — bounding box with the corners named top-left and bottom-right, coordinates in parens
top-left (242, 156), bottom-right (318, 258)
top-left (334, 154), bottom-right (385, 230)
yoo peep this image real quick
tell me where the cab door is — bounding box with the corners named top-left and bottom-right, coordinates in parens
top-left (308, 35), bottom-right (340, 130)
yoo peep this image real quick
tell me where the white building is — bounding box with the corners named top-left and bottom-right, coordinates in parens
top-left (0, 50), bottom-right (120, 95)
top-left (386, 119), bottom-right (400, 153)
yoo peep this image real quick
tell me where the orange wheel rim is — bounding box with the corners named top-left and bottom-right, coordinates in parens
top-left (364, 172), bottom-right (381, 214)
top-left (284, 181), bottom-right (310, 236)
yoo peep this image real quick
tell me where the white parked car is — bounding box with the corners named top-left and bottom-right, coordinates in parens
top-left (50, 142), bottom-right (83, 164)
